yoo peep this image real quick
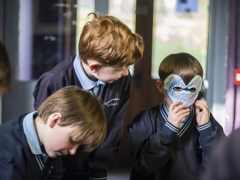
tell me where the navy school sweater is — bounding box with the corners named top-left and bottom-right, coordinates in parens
top-left (128, 104), bottom-right (226, 180)
top-left (0, 113), bottom-right (63, 180)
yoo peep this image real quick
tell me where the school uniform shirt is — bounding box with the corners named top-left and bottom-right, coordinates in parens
top-left (0, 112), bottom-right (62, 180)
top-left (128, 102), bottom-right (226, 180)
top-left (33, 55), bottom-right (131, 179)
top-left (199, 128), bottom-right (240, 180)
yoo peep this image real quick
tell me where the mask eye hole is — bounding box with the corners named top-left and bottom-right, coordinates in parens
top-left (173, 87), bottom-right (197, 93)
top-left (189, 88), bottom-right (196, 93)
top-left (173, 87), bottom-right (183, 92)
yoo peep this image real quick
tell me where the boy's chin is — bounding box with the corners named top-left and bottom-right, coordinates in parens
top-left (49, 154), bottom-right (58, 158)
top-left (104, 80), bottom-right (114, 83)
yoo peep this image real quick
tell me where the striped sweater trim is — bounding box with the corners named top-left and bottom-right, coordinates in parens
top-left (35, 155), bottom-right (44, 170)
top-left (197, 121), bottom-right (212, 131)
top-left (165, 121), bottom-right (179, 133)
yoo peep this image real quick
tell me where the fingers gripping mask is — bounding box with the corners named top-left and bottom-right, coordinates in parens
top-left (163, 74), bottom-right (203, 107)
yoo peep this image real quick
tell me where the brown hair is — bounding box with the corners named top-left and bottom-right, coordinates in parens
top-left (0, 40), bottom-right (11, 89)
top-left (37, 86), bottom-right (107, 152)
top-left (79, 12), bottom-right (144, 67)
top-left (158, 52), bottom-right (203, 84)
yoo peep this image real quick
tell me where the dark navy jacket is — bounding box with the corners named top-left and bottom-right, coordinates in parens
top-left (0, 114), bottom-right (62, 180)
top-left (128, 104), bottom-right (226, 180)
top-left (33, 56), bottom-right (131, 179)
top-left (199, 128), bottom-right (240, 180)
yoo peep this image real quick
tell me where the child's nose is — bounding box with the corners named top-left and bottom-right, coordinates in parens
top-left (69, 147), bottom-right (78, 155)
top-left (122, 66), bottom-right (129, 76)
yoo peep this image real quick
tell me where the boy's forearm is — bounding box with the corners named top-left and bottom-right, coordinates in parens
top-left (128, 126), bottom-right (173, 175)
top-left (198, 116), bottom-right (227, 168)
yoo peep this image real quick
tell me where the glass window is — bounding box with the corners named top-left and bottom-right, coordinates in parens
top-left (152, 0), bottom-right (209, 79)
top-left (109, 0), bottom-right (136, 74)
top-left (31, 0), bottom-right (79, 79)
top-left (76, 0), bottom-right (94, 51)
top-left (109, 0), bottom-right (136, 32)
top-left (19, 0), bottom-right (90, 80)
top-left (18, 0), bottom-right (135, 80)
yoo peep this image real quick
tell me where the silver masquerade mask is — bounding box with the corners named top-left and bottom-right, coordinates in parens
top-left (163, 74), bottom-right (203, 107)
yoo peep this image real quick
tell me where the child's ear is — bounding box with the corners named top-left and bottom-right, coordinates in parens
top-left (88, 60), bottom-right (101, 73)
top-left (48, 113), bottom-right (62, 128)
top-left (156, 80), bottom-right (165, 93)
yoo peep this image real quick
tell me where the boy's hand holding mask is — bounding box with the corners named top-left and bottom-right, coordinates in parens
top-left (195, 100), bottom-right (210, 126)
top-left (164, 74), bottom-right (210, 126)
top-left (168, 101), bottom-right (190, 128)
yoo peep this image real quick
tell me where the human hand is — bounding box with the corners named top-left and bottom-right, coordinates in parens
top-left (168, 101), bottom-right (190, 128)
top-left (195, 100), bottom-right (210, 126)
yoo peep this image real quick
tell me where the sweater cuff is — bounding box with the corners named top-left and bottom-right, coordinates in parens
top-left (162, 121), bottom-right (179, 140)
top-left (197, 121), bottom-right (214, 138)
top-left (89, 169), bottom-right (107, 180)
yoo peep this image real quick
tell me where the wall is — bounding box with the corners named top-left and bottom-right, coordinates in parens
top-left (205, 0), bottom-right (228, 132)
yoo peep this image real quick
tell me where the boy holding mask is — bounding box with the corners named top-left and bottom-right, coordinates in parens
top-left (128, 52), bottom-right (226, 180)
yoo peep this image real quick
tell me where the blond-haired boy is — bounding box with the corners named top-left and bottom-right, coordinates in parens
top-left (0, 86), bottom-right (106, 180)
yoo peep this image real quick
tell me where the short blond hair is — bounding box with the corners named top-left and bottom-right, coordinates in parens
top-left (158, 52), bottom-right (203, 84)
top-left (79, 12), bottom-right (144, 67)
top-left (0, 40), bottom-right (11, 89)
top-left (37, 86), bottom-right (107, 152)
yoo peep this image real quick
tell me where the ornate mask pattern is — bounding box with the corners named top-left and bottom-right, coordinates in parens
top-left (164, 74), bottom-right (203, 107)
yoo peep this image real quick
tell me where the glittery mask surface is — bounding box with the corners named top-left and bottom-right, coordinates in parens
top-left (164, 74), bottom-right (203, 107)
